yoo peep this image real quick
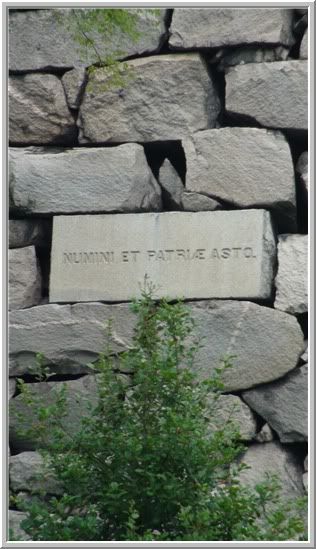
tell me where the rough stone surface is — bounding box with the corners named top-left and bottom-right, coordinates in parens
top-left (10, 375), bottom-right (99, 451)
top-left (184, 128), bottom-right (296, 227)
top-left (187, 300), bottom-right (304, 392)
top-left (9, 74), bottom-right (76, 145)
top-left (9, 9), bottom-right (167, 71)
top-left (255, 423), bottom-right (274, 443)
top-left (9, 302), bottom-right (136, 376)
top-left (206, 394), bottom-right (257, 440)
top-left (296, 151), bottom-right (308, 194)
top-left (226, 61), bottom-right (308, 130)
top-left (49, 210), bottom-right (276, 303)
top-left (9, 510), bottom-right (30, 541)
top-left (274, 234), bottom-right (308, 314)
top-left (9, 219), bottom-right (47, 249)
top-left (9, 145), bottom-right (161, 215)
top-left (10, 451), bottom-right (61, 494)
top-left (303, 472), bottom-right (308, 492)
top-left (181, 192), bottom-right (222, 212)
top-left (304, 455), bottom-right (308, 472)
top-left (169, 8), bottom-right (295, 49)
top-left (9, 246), bottom-right (42, 311)
top-left (9, 379), bottom-right (16, 400)
top-left (78, 54), bottom-right (220, 143)
top-left (301, 342), bottom-right (308, 363)
top-left (62, 68), bottom-right (86, 109)
top-left (243, 364), bottom-right (308, 443)
top-left (158, 159), bottom-right (184, 208)
top-left (300, 29), bottom-right (308, 59)
top-left (215, 46), bottom-right (289, 70)
top-left (238, 442), bottom-right (304, 502)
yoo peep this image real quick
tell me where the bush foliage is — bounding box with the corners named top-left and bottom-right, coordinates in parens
top-left (12, 287), bottom-right (307, 541)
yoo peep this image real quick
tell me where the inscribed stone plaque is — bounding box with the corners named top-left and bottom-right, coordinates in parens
top-left (49, 210), bottom-right (276, 302)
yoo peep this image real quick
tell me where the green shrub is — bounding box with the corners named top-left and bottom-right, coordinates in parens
top-left (13, 286), bottom-right (307, 541)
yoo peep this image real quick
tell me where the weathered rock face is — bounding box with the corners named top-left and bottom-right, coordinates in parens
top-left (9, 219), bottom-right (48, 249)
top-left (238, 442), bottom-right (304, 501)
top-left (296, 151), bottom-right (308, 194)
top-left (10, 375), bottom-right (99, 451)
top-left (9, 9), bottom-right (167, 71)
top-left (158, 159), bottom-right (184, 209)
top-left (10, 451), bottom-right (61, 495)
top-left (274, 234), bottom-right (308, 314)
top-left (9, 510), bottom-right (30, 540)
top-left (9, 74), bottom-right (76, 145)
top-left (61, 68), bottom-right (87, 110)
top-left (226, 61), bottom-right (308, 130)
top-left (9, 145), bottom-right (161, 215)
top-left (206, 394), bottom-right (257, 440)
top-left (9, 379), bottom-right (16, 400)
top-left (255, 423), bottom-right (274, 443)
top-left (184, 128), bottom-right (296, 227)
top-left (187, 300), bottom-right (304, 391)
top-left (78, 54), bottom-right (220, 143)
top-left (181, 192), bottom-right (222, 212)
top-left (243, 364), bottom-right (308, 442)
top-left (9, 246), bottom-right (42, 311)
top-left (9, 302), bottom-right (136, 376)
top-left (300, 29), bottom-right (308, 59)
top-left (169, 8), bottom-right (295, 49)
top-left (215, 46), bottom-right (289, 70)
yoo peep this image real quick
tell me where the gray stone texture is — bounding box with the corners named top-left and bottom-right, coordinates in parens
top-left (9, 379), bottom-right (16, 400)
top-left (78, 54), bottom-right (220, 143)
top-left (296, 151), bottom-right (308, 194)
top-left (274, 234), bottom-right (308, 314)
top-left (10, 451), bottom-right (61, 495)
top-left (243, 364), bottom-right (308, 442)
top-left (255, 423), bottom-right (274, 443)
top-left (9, 510), bottom-right (30, 541)
top-left (9, 74), bottom-right (76, 145)
top-left (303, 472), bottom-right (308, 492)
top-left (181, 192), bottom-right (222, 212)
top-left (9, 145), bottom-right (161, 215)
top-left (238, 441), bottom-right (304, 502)
top-left (215, 46), bottom-right (289, 70)
top-left (9, 9), bottom-right (167, 71)
top-left (9, 219), bottom-right (47, 249)
top-left (184, 128), bottom-right (296, 227)
top-left (158, 159), bottom-right (184, 209)
top-left (226, 61), bottom-right (308, 130)
top-left (304, 455), bottom-right (308, 472)
top-left (9, 302), bottom-right (136, 376)
top-left (301, 341), bottom-right (308, 363)
top-left (61, 68), bottom-right (86, 109)
top-left (187, 300), bottom-right (304, 392)
top-left (300, 29), bottom-right (308, 59)
top-left (9, 246), bottom-right (42, 311)
top-left (206, 394), bottom-right (257, 440)
top-left (10, 375), bottom-right (99, 451)
top-left (169, 8), bottom-right (295, 49)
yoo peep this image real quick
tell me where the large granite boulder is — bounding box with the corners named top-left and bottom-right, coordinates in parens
top-left (9, 74), bottom-right (76, 145)
top-left (9, 302), bottom-right (136, 376)
top-left (9, 246), bottom-right (42, 311)
top-left (238, 441), bottom-right (304, 501)
top-left (78, 54), bottom-right (221, 143)
top-left (274, 234), bottom-right (308, 314)
top-left (187, 300), bottom-right (304, 392)
top-left (9, 145), bottom-right (161, 215)
top-left (10, 375), bottom-right (99, 451)
top-left (10, 451), bottom-right (61, 495)
top-left (158, 159), bottom-right (184, 209)
top-left (8, 510), bottom-right (30, 541)
top-left (184, 128), bottom-right (296, 229)
top-left (9, 220), bottom-right (48, 249)
top-left (206, 394), bottom-right (257, 441)
top-left (169, 8), bottom-right (295, 49)
top-left (243, 364), bottom-right (308, 442)
top-left (226, 61), bottom-right (308, 130)
top-left (9, 8), bottom-right (167, 71)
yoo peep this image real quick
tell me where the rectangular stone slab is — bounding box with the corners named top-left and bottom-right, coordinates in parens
top-left (49, 210), bottom-right (276, 302)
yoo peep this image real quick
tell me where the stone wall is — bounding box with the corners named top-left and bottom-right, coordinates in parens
top-left (8, 8), bottom-right (308, 536)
